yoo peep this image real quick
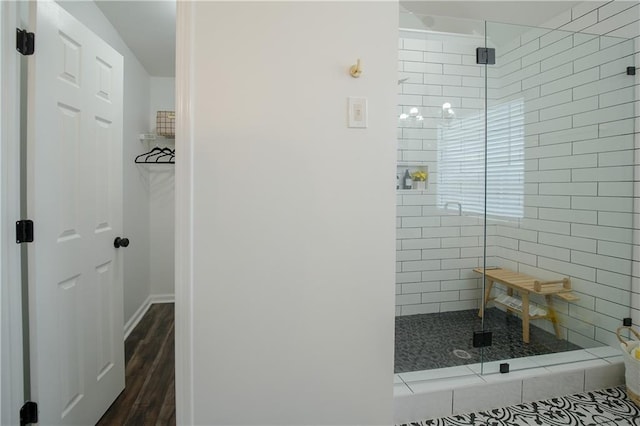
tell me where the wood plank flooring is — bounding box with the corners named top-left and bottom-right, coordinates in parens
top-left (97, 303), bottom-right (175, 425)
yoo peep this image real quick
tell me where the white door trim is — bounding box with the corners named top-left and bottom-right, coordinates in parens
top-left (174, 1), bottom-right (194, 424)
top-left (1, 2), bottom-right (25, 425)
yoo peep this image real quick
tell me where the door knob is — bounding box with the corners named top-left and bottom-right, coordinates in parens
top-left (114, 237), bottom-right (130, 248)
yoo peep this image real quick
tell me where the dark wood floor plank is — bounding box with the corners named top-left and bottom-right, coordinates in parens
top-left (156, 377), bottom-right (176, 426)
top-left (97, 303), bottom-right (175, 426)
top-left (126, 323), bottom-right (175, 425)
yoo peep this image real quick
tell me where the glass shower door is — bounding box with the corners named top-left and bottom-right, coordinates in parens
top-left (396, 14), bottom-right (489, 374)
top-left (480, 20), bottom-right (636, 375)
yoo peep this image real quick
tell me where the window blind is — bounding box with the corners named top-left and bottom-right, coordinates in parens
top-left (437, 100), bottom-right (524, 218)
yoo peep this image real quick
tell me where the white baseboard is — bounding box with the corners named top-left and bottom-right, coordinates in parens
top-left (123, 293), bottom-right (175, 340)
top-left (150, 293), bottom-right (175, 304)
top-left (124, 296), bottom-right (152, 340)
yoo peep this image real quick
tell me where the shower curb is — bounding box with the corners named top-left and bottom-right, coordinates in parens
top-left (393, 355), bottom-right (624, 424)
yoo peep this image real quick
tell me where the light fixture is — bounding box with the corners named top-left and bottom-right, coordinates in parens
top-left (442, 102), bottom-right (455, 119)
top-left (399, 106), bottom-right (423, 121)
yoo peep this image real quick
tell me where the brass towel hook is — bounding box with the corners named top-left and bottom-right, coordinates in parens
top-left (349, 59), bottom-right (362, 78)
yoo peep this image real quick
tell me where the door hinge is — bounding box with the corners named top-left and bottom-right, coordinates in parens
top-left (16, 220), bottom-right (34, 244)
top-left (16, 28), bottom-right (35, 56)
top-left (19, 401), bottom-right (38, 426)
top-left (472, 330), bottom-right (493, 348)
top-left (476, 47), bottom-right (495, 65)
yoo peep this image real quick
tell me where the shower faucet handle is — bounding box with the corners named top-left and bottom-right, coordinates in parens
top-left (444, 202), bottom-right (462, 216)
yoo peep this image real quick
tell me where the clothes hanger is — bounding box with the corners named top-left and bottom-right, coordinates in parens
top-left (135, 146), bottom-right (175, 164)
top-left (135, 146), bottom-right (161, 163)
top-left (154, 148), bottom-right (175, 163)
top-left (145, 146), bottom-right (172, 162)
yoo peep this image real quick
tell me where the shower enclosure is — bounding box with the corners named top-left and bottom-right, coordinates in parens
top-left (396, 12), bottom-right (637, 377)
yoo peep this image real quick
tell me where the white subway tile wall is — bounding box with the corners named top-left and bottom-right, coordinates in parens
top-left (396, 1), bottom-right (640, 350)
top-left (397, 30), bottom-right (487, 316)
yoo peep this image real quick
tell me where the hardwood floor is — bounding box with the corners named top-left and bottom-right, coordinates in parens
top-left (97, 303), bottom-right (175, 425)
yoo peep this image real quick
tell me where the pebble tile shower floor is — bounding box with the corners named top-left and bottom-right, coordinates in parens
top-left (395, 308), bottom-right (581, 373)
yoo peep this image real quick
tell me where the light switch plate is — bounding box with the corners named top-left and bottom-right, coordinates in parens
top-left (348, 97), bottom-right (367, 128)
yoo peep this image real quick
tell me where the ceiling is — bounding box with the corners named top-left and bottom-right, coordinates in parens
top-left (93, 1), bottom-right (582, 78)
top-left (96, 1), bottom-right (176, 77)
top-left (400, 1), bottom-right (581, 28)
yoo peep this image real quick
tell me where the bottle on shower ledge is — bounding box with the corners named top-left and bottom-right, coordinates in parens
top-left (403, 169), bottom-right (412, 190)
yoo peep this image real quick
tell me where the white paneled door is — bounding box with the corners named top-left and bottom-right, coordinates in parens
top-left (26, 1), bottom-right (125, 424)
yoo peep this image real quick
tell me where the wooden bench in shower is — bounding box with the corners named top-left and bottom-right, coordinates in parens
top-left (473, 267), bottom-right (578, 344)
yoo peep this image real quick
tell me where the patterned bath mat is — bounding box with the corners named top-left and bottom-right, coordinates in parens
top-left (398, 387), bottom-right (640, 426)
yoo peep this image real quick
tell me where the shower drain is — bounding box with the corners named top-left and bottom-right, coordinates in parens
top-left (452, 349), bottom-right (472, 359)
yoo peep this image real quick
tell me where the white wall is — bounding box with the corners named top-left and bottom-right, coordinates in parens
top-left (149, 77), bottom-right (175, 297)
top-left (58, 1), bottom-right (152, 325)
top-left (179, 2), bottom-right (398, 424)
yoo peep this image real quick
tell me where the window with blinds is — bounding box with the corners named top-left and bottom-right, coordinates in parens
top-left (437, 99), bottom-right (524, 219)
